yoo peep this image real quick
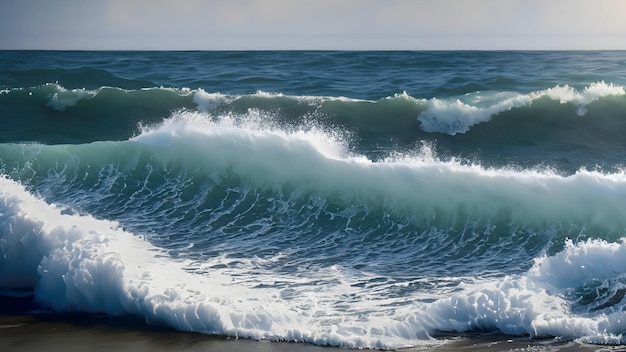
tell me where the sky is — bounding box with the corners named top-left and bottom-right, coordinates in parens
top-left (1, 0), bottom-right (626, 50)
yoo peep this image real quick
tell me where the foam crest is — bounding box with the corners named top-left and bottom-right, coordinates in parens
top-left (418, 82), bottom-right (626, 134)
top-left (543, 81), bottom-right (626, 115)
top-left (530, 238), bottom-right (626, 290)
top-left (418, 92), bottom-right (531, 134)
top-left (192, 89), bottom-right (233, 111)
top-left (192, 89), bottom-right (365, 112)
top-left (135, 110), bottom-right (353, 164)
top-left (45, 84), bottom-right (97, 111)
top-left (6, 82), bottom-right (626, 145)
top-left (132, 112), bottom-right (626, 233)
top-left (418, 238), bottom-right (626, 344)
top-left (251, 90), bottom-right (364, 104)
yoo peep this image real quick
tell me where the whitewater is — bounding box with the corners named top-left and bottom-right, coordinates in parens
top-left (2, 50), bottom-right (626, 350)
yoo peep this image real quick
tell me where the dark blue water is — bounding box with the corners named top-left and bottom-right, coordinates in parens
top-left (1, 51), bottom-right (626, 349)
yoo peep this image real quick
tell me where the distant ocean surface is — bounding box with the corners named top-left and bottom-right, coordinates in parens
top-left (2, 50), bottom-right (626, 349)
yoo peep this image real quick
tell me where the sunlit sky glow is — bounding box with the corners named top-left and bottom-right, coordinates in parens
top-left (1, 0), bottom-right (626, 50)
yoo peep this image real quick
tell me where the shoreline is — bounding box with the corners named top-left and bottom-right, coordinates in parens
top-left (0, 313), bottom-right (613, 352)
top-left (0, 314), bottom-right (343, 352)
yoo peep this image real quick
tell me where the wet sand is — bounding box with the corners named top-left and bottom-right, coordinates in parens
top-left (1, 314), bottom-right (623, 352)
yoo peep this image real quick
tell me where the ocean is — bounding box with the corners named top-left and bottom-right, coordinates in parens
top-left (1, 50), bottom-right (626, 350)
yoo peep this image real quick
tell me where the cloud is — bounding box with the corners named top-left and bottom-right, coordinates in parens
top-left (378, 0), bottom-right (512, 34)
top-left (536, 0), bottom-right (626, 35)
top-left (1, 0), bottom-right (625, 49)
top-left (105, 0), bottom-right (202, 31)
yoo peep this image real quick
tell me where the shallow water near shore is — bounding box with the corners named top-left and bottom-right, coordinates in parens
top-left (2, 314), bottom-right (617, 352)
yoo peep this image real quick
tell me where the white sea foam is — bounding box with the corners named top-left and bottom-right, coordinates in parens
top-left (418, 82), bottom-right (626, 134)
top-left (192, 89), bottom-right (233, 111)
top-left (543, 81), bottom-right (626, 115)
top-left (135, 110), bottom-right (353, 163)
top-left (45, 84), bottom-right (97, 111)
top-left (192, 89), bottom-right (366, 112)
top-left (251, 90), bottom-right (365, 104)
top-left (417, 91), bottom-right (532, 134)
top-left (0, 176), bottom-right (438, 348)
top-left (3, 171), bottom-right (626, 348)
top-left (418, 237), bottom-right (626, 344)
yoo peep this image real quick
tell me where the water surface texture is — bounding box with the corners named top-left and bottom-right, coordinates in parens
top-left (2, 51), bottom-right (626, 349)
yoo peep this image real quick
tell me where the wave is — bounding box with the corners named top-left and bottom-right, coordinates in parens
top-left (421, 237), bottom-right (626, 344)
top-left (0, 175), bottom-right (447, 349)
top-left (2, 167), bottom-right (626, 348)
top-left (2, 112), bottom-right (626, 284)
top-left (2, 82), bottom-right (626, 170)
top-left (418, 81), bottom-right (626, 134)
top-left (0, 84), bottom-right (196, 143)
top-left (3, 111), bottom-right (626, 235)
top-left (131, 112), bottom-right (626, 227)
top-left (0, 83), bottom-right (197, 112)
top-left (2, 81), bottom-right (624, 125)
top-left (2, 114), bottom-right (626, 348)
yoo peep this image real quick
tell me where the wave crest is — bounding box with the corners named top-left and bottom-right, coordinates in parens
top-left (418, 81), bottom-right (626, 134)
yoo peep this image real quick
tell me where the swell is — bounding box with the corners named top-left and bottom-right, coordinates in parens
top-left (2, 114), bottom-right (625, 277)
top-left (2, 118), bottom-right (626, 347)
top-left (2, 82), bottom-right (626, 172)
top-left (0, 67), bottom-right (155, 90)
top-left (0, 84), bottom-right (196, 143)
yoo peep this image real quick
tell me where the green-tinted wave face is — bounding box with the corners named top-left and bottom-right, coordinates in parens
top-left (2, 82), bottom-right (626, 173)
top-left (2, 115), bottom-right (625, 282)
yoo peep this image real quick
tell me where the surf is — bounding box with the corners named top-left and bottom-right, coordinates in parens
top-left (2, 112), bottom-right (626, 276)
top-left (3, 82), bottom-right (626, 172)
top-left (2, 169), bottom-right (626, 348)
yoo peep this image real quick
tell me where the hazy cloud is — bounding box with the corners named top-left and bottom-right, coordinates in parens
top-left (1, 0), bottom-right (625, 49)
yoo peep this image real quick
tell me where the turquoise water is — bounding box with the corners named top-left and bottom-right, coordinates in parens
top-left (2, 51), bottom-right (626, 349)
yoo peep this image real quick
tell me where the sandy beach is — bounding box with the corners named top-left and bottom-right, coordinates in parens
top-left (0, 314), bottom-right (343, 352)
top-left (1, 314), bottom-right (619, 352)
